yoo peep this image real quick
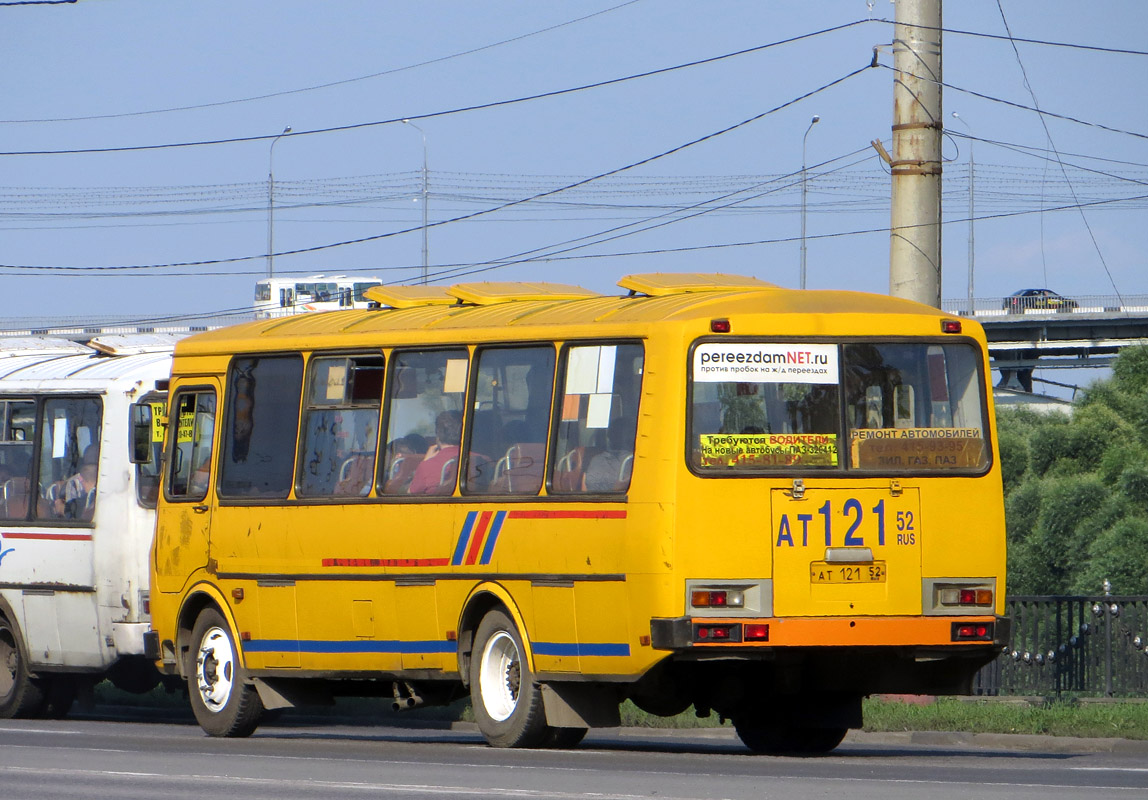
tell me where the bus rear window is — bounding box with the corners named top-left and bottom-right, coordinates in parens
top-left (844, 342), bottom-right (988, 472)
top-left (689, 340), bottom-right (989, 474)
top-left (690, 342), bottom-right (840, 471)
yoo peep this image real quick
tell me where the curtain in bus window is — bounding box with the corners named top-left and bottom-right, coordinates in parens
top-left (843, 342), bottom-right (989, 472)
top-left (465, 346), bottom-right (556, 496)
top-left (219, 356), bottom-right (304, 499)
top-left (381, 349), bottom-right (468, 496)
top-left (690, 342), bottom-right (840, 471)
top-left (297, 355), bottom-right (384, 498)
top-left (36, 397), bottom-right (103, 521)
top-left (551, 343), bottom-right (644, 493)
top-left (0, 400), bottom-right (36, 522)
top-left (167, 391), bottom-right (216, 500)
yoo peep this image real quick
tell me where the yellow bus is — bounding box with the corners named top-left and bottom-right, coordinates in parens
top-left (147, 273), bottom-right (1007, 753)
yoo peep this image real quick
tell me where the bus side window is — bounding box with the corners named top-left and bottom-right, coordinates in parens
top-left (36, 397), bottom-right (102, 522)
top-left (296, 355), bottom-right (384, 499)
top-left (380, 349), bottom-right (468, 497)
top-left (468, 346), bottom-right (555, 496)
top-left (218, 356), bottom-right (304, 500)
top-left (550, 343), bottom-right (644, 494)
top-left (166, 390), bottom-right (216, 501)
top-left (0, 400), bottom-right (36, 522)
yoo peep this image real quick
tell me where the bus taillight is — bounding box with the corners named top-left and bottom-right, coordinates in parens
top-left (691, 589), bottom-right (744, 609)
top-left (952, 622), bottom-right (993, 641)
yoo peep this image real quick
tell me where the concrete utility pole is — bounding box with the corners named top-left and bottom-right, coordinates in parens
top-left (889, 0), bottom-right (943, 308)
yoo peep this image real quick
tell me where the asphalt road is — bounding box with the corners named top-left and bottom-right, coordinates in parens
top-left (1, 714), bottom-right (1147, 800)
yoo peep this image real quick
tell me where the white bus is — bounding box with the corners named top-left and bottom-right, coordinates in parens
top-left (253, 275), bottom-right (382, 319)
top-left (0, 335), bottom-right (174, 718)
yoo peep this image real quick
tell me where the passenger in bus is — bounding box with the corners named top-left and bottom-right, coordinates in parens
top-left (55, 445), bottom-right (99, 521)
top-left (582, 417), bottom-right (636, 493)
top-left (407, 411), bottom-right (462, 495)
top-left (383, 433), bottom-right (427, 494)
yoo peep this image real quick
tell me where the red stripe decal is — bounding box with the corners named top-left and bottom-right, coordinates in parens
top-left (507, 510), bottom-right (627, 520)
top-left (1, 531), bottom-right (93, 541)
top-left (465, 511), bottom-right (493, 566)
top-left (322, 557), bottom-right (450, 568)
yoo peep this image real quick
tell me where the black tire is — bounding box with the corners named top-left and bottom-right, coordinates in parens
top-left (186, 607), bottom-right (263, 737)
top-left (35, 675), bottom-right (77, 719)
top-left (541, 726), bottom-right (588, 749)
top-left (0, 616), bottom-right (44, 719)
top-left (734, 718), bottom-right (847, 756)
top-left (468, 609), bottom-right (550, 748)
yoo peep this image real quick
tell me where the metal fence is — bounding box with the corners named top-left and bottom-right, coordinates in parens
top-left (974, 594), bottom-right (1148, 697)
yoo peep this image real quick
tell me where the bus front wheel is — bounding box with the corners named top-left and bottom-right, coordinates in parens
top-left (187, 607), bottom-right (263, 737)
top-left (469, 609), bottom-right (550, 748)
top-left (0, 616), bottom-right (43, 719)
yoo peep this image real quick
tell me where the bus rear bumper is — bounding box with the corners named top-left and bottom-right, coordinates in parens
top-left (650, 615), bottom-right (1010, 651)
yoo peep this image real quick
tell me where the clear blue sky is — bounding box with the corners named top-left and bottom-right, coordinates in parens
top-left (1, 0), bottom-right (1145, 328)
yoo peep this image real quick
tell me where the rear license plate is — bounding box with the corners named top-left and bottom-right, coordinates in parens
top-left (810, 562), bottom-right (887, 584)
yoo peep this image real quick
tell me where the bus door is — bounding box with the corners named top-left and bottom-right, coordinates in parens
top-left (153, 382), bottom-right (219, 595)
top-left (771, 485), bottom-right (922, 618)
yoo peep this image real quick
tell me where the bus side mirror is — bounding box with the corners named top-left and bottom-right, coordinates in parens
top-left (129, 403), bottom-right (153, 464)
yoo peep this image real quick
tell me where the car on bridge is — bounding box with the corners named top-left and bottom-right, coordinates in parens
top-left (1003, 288), bottom-right (1078, 313)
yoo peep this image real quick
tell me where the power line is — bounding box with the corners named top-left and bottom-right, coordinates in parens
top-left (0, 20), bottom-right (873, 157)
top-left (0, 1), bottom-right (646, 124)
top-left (0, 63), bottom-right (874, 272)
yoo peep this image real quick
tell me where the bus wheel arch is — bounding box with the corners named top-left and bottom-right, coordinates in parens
top-left (456, 584), bottom-right (534, 689)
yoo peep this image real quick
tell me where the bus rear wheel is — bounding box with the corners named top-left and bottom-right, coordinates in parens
top-left (187, 607), bottom-right (263, 737)
top-left (469, 609), bottom-right (550, 748)
top-left (0, 616), bottom-right (44, 719)
top-left (733, 718), bottom-right (848, 755)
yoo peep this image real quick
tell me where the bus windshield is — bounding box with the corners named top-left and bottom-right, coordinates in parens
top-left (690, 340), bottom-right (989, 473)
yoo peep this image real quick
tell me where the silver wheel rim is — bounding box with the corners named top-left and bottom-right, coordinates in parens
top-left (196, 625), bottom-right (235, 713)
top-left (478, 630), bottom-right (520, 722)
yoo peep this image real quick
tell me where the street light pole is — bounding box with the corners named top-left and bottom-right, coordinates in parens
top-left (267, 125), bottom-right (292, 279)
top-left (951, 113), bottom-right (975, 316)
top-left (800, 114), bottom-right (820, 290)
top-left (402, 119), bottom-right (429, 285)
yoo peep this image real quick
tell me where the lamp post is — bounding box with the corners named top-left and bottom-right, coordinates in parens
top-left (267, 125), bottom-right (292, 279)
top-left (951, 112), bottom-right (975, 315)
top-left (402, 119), bottom-right (429, 285)
top-left (800, 115), bottom-right (820, 290)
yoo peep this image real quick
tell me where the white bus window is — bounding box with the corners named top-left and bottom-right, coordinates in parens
top-left (36, 398), bottom-right (103, 522)
top-left (219, 356), bottom-right (304, 499)
top-left (381, 350), bottom-right (467, 497)
top-left (0, 400), bottom-right (36, 521)
top-left (297, 355), bottom-right (384, 499)
top-left (551, 343), bottom-right (643, 494)
top-left (464, 346), bottom-right (556, 496)
top-left (136, 397), bottom-right (167, 508)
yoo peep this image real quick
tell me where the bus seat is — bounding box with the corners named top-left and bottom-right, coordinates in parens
top-left (1, 478), bottom-right (30, 519)
top-left (438, 457), bottom-right (458, 490)
top-left (384, 453), bottom-right (422, 494)
top-left (553, 446), bottom-right (601, 493)
top-left (490, 443), bottom-right (545, 494)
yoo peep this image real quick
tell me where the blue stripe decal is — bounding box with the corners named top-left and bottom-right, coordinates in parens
top-left (533, 642), bottom-right (631, 657)
top-left (245, 639), bottom-right (455, 655)
top-left (479, 510), bottom-right (507, 565)
top-left (451, 511), bottom-right (478, 566)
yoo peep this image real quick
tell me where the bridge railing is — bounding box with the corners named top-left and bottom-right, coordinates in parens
top-left (943, 296), bottom-right (1148, 317)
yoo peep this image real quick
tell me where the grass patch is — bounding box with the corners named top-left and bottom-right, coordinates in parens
top-left (863, 697), bottom-right (1148, 740)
